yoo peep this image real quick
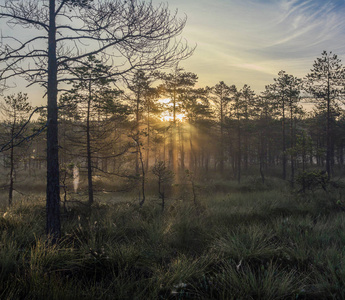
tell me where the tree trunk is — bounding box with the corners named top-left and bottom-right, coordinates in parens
top-left (8, 135), bottom-right (14, 207)
top-left (146, 106), bottom-right (150, 172)
top-left (237, 118), bottom-right (241, 184)
top-left (87, 79), bottom-right (94, 206)
top-left (219, 103), bottom-right (224, 175)
top-left (138, 143), bottom-right (146, 207)
top-left (46, 0), bottom-right (61, 240)
top-left (244, 129), bottom-right (248, 171)
top-left (135, 91), bottom-right (140, 175)
top-left (259, 137), bottom-right (265, 185)
top-left (290, 110), bottom-right (294, 188)
top-left (189, 126), bottom-right (196, 172)
top-left (180, 122), bottom-right (185, 170)
top-left (282, 101), bottom-right (286, 180)
top-left (172, 88), bottom-right (178, 177)
top-left (326, 64), bottom-right (331, 178)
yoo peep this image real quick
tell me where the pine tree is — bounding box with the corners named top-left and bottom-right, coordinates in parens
top-left (305, 51), bottom-right (345, 178)
top-left (209, 81), bottom-right (236, 175)
top-left (0, 93), bottom-right (32, 206)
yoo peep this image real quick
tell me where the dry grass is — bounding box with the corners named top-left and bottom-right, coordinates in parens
top-left (0, 178), bottom-right (345, 299)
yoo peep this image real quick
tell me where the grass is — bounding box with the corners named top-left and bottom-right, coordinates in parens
top-left (1, 179), bottom-right (345, 299)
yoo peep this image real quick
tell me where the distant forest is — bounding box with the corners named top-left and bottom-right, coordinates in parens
top-left (1, 50), bottom-right (344, 201)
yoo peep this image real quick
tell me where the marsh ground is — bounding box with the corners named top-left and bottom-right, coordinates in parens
top-left (1, 176), bottom-right (345, 299)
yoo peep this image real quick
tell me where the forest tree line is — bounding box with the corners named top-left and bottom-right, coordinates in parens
top-left (1, 50), bottom-right (345, 205)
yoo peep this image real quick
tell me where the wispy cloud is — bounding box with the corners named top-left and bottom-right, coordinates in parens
top-left (167, 0), bottom-right (345, 91)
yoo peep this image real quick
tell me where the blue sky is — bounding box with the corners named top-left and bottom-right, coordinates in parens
top-left (159, 0), bottom-right (345, 92)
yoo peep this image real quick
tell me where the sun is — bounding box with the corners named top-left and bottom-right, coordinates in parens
top-left (159, 98), bottom-right (186, 122)
top-left (176, 113), bottom-right (186, 122)
top-left (161, 113), bottom-right (186, 122)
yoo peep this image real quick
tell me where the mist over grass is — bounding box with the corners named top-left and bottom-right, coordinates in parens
top-left (1, 176), bottom-right (345, 299)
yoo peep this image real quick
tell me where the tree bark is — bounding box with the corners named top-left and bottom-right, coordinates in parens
top-left (290, 107), bottom-right (295, 188)
top-left (87, 79), bottom-right (94, 206)
top-left (237, 117), bottom-right (241, 184)
top-left (220, 100), bottom-right (224, 175)
top-left (282, 101), bottom-right (286, 180)
top-left (326, 71), bottom-right (331, 178)
top-left (46, 0), bottom-right (61, 239)
top-left (9, 128), bottom-right (14, 207)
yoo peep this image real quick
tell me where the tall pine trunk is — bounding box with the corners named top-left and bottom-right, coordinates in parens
top-left (326, 75), bottom-right (331, 178)
top-left (46, 0), bottom-right (61, 239)
top-left (282, 101), bottom-right (286, 180)
top-left (237, 118), bottom-right (241, 183)
top-left (8, 131), bottom-right (14, 207)
top-left (219, 104), bottom-right (224, 175)
top-left (87, 79), bottom-right (94, 206)
top-left (290, 108), bottom-right (295, 188)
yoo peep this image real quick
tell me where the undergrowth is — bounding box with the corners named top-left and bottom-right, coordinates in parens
top-left (0, 185), bottom-right (345, 299)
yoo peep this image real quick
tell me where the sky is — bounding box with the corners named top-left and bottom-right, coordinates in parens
top-left (2, 0), bottom-right (345, 105)
top-left (154, 0), bottom-right (345, 92)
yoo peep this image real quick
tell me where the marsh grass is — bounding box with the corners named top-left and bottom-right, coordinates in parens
top-left (1, 181), bottom-right (345, 299)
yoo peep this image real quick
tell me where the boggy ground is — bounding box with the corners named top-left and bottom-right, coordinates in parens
top-left (1, 178), bottom-right (345, 299)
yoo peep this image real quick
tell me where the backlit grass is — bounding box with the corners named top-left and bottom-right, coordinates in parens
top-left (0, 180), bottom-right (345, 299)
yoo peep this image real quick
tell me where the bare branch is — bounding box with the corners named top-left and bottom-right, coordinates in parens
top-left (0, 106), bottom-right (47, 152)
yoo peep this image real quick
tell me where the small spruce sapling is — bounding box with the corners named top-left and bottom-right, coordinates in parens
top-left (152, 161), bottom-right (174, 211)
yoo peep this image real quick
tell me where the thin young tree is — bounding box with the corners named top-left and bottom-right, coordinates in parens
top-left (0, 0), bottom-right (194, 239)
top-left (157, 67), bottom-right (198, 175)
top-left (255, 94), bottom-right (272, 183)
top-left (284, 75), bottom-right (302, 187)
top-left (127, 70), bottom-right (153, 176)
top-left (305, 51), bottom-right (345, 178)
top-left (255, 86), bottom-right (285, 183)
top-left (127, 70), bottom-right (162, 206)
top-left (265, 71), bottom-right (301, 180)
top-left (61, 55), bottom-right (123, 206)
top-left (142, 87), bottom-right (161, 172)
top-left (182, 87), bottom-right (212, 174)
top-left (0, 93), bottom-right (32, 206)
top-left (231, 84), bottom-right (256, 183)
top-left (152, 160), bottom-right (174, 212)
top-left (209, 81), bottom-right (236, 175)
